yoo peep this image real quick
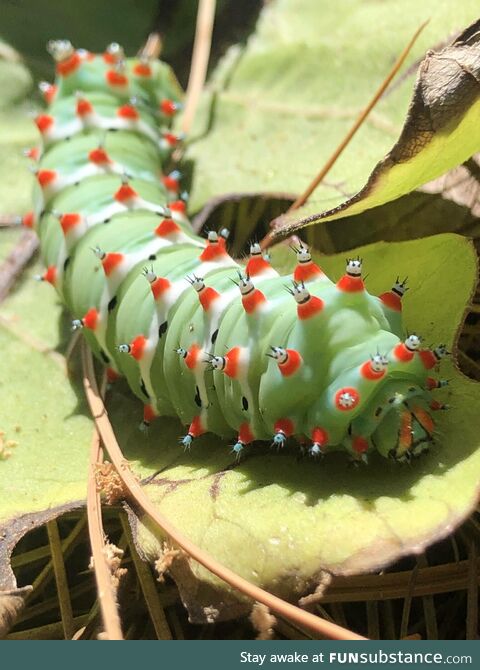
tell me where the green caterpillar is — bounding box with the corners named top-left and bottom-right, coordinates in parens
top-left (24, 40), bottom-right (449, 463)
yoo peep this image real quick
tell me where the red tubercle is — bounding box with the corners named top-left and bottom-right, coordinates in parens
top-left (238, 422), bottom-right (255, 445)
top-left (106, 367), bottom-right (120, 383)
top-left (129, 335), bottom-right (147, 361)
top-left (311, 427), bottom-right (329, 448)
top-left (106, 70), bottom-right (128, 87)
top-left (335, 387), bottom-right (360, 411)
top-left (42, 265), bottom-right (57, 286)
top-left (88, 147), bottom-right (111, 165)
top-left (60, 213), bottom-right (82, 235)
top-left (114, 183), bottom-right (138, 204)
top-left (83, 307), bottom-right (99, 330)
top-left (143, 404), bottom-right (158, 424)
top-left (101, 252), bottom-right (124, 276)
top-left (297, 295), bottom-right (324, 320)
top-left (352, 436), bottom-right (369, 454)
top-left (274, 418), bottom-right (294, 437)
top-left (336, 275), bottom-right (364, 292)
top-left (162, 175), bottom-right (180, 192)
top-left (169, 200), bottom-right (187, 214)
top-left (154, 218), bottom-right (181, 237)
top-left (278, 349), bottom-right (302, 377)
top-left (22, 211), bottom-right (35, 228)
top-left (56, 52), bottom-right (81, 76)
top-left (224, 347), bottom-right (242, 378)
top-left (379, 291), bottom-right (402, 312)
top-left (25, 147), bottom-right (40, 161)
top-left (42, 84), bottom-right (57, 104)
top-left (246, 255), bottom-right (271, 277)
top-left (242, 289), bottom-right (266, 314)
top-left (103, 52), bottom-right (118, 65)
top-left (419, 349), bottom-right (437, 370)
top-left (188, 415), bottom-right (205, 438)
top-left (35, 114), bottom-right (54, 134)
top-left (360, 360), bottom-right (386, 381)
top-left (160, 99), bottom-right (177, 116)
top-left (151, 277), bottom-right (171, 300)
top-left (185, 344), bottom-right (201, 370)
top-left (294, 261), bottom-right (323, 283)
top-left (198, 286), bottom-right (220, 311)
top-left (76, 97), bottom-right (94, 117)
top-left (163, 132), bottom-right (179, 146)
top-left (117, 104), bottom-right (139, 121)
top-left (133, 62), bottom-right (152, 77)
top-left (430, 400), bottom-right (447, 411)
top-left (199, 241), bottom-right (227, 262)
top-left (393, 342), bottom-right (415, 363)
top-left (37, 169), bottom-right (57, 188)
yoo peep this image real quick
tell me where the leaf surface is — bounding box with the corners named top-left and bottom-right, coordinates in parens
top-left (187, 0), bottom-right (480, 224)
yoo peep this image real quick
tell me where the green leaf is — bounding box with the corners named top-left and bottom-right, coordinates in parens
top-left (0, 233), bottom-right (91, 588)
top-left (112, 233), bottom-right (479, 619)
top-left (187, 0), bottom-right (480, 221)
top-left (278, 19), bottom-right (480, 236)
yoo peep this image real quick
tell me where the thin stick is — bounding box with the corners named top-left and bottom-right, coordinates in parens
top-left (138, 32), bottom-right (162, 60)
top-left (86, 376), bottom-right (124, 641)
top-left (46, 520), bottom-right (75, 639)
top-left (119, 512), bottom-right (173, 639)
top-left (0, 230), bottom-right (39, 302)
top-left (181, 0), bottom-right (216, 135)
top-left (81, 343), bottom-right (365, 641)
top-left (260, 20), bottom-right (428, 250)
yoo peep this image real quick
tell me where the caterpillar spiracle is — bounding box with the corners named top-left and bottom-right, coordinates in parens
top-left (24, 40), bottom-right (450, 464)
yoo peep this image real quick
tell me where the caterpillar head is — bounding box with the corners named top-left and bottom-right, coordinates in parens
top-left (364, 381), bottom-right (435, 462)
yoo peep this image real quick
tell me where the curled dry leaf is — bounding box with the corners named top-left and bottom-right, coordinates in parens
top-left (276, 19), bottom-right (480, 236)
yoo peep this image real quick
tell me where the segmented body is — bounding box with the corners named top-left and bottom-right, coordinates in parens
top-left (25, 42), bottom-right (449, 462)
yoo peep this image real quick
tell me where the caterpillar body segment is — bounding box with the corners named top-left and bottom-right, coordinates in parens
top-left (29, 41), bottom-right (449, 463)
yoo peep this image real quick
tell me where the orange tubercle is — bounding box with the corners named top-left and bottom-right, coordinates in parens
top-left (379, 291), bottom-right (402, 312)
top-left (155, 218), bottom-right (181, 237)
top-left (336, 275), bottom-right (364, 292)
top-left (297, 295), bottom-right (324, 320)
top-left (151, 277), bottom-right (171, 300)
top-left (101, 253), bottom-right (124, 276)
top-left (278, 349), bottom-right (302, 377)
top-left (129, 335), bottom-right (147, 361)
top-left (114, 183), bottom-right (138, 203)
top-left (106, 70), bottom-right (128, 87)
top-left (83, 307), bottom-right (99, 330)
top-left (56, 52), bottom-right (81, 76)
top-left (242, 289), bottom-right (266, 314)
top-left (274, 418), bottom-right (294, 437)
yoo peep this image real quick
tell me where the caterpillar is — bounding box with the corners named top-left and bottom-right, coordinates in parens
top-left (24, 40), bottom-right (450, 464)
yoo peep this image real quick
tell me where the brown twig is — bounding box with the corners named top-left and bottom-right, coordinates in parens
top-left (0, 230), bottom-right (39, 302)
top-left (138, 33), bottom-right (163, 60)
top-left (86, 374), bottom-right (124, 641)
top-left (180, 0), bottom-right (216, 135)
top-left (260, 20), bottom-right (428, 250)
top-left (81, 342), bottom-right (365, 641)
